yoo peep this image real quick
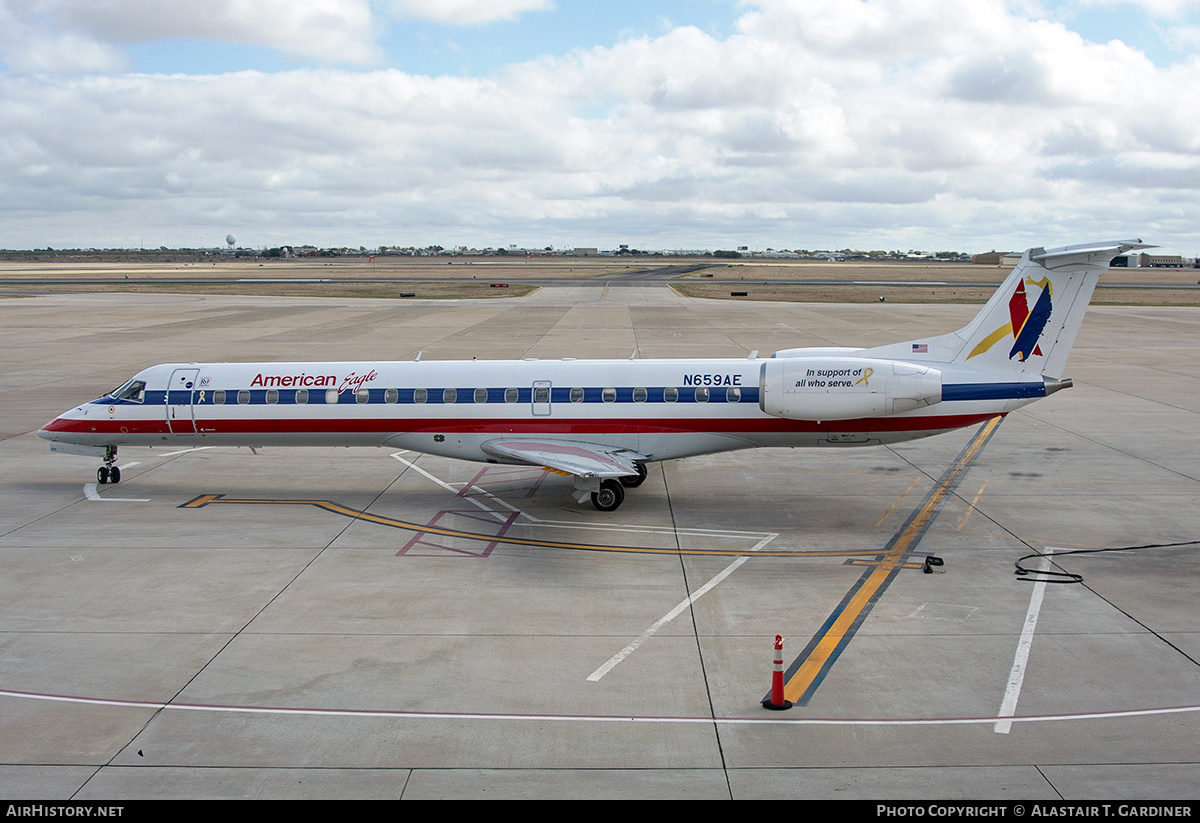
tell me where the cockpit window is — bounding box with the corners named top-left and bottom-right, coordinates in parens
top-left (111, 379), bottom-right (146, 403)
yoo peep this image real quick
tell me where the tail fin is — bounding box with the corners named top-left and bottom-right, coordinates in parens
top-left (867, 240), bottom-right (1152, 378)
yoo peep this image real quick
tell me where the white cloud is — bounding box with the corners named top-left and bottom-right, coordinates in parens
top-left (1157, 20), bottom-right (1200, 47)
top-left (0, 2), bottom-right (127, 74)
top-left (1077, 0), bottom-right (1200, 17)
top-left (2, 0), bottom-right (381, 66)
top-left (2, 0), bottom-right (1199, 251)
top-left (386, 0), bottom-right (554, 25)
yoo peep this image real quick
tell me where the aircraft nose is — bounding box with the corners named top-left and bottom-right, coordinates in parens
top-left (37, 411), bottom-right (78, 441)
top-left (38, 417), bottom-right (64, 441)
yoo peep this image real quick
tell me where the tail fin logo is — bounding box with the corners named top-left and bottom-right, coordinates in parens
top-left (968, 276), bottom-right (1054, 362)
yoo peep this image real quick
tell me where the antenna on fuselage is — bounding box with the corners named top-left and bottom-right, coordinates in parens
top-left (414, 351), bottom-right (423, 362)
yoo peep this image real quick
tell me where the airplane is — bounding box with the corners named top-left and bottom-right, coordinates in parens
top-left (38, 240), bottom-right (1149, 512)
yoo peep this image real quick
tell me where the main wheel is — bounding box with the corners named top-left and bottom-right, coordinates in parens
top-left (591, 479), bottom-right (625, 512)
top-left (619, 464), bottom-right (648, 488)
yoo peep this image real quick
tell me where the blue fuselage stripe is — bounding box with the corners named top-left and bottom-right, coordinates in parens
top-left (942, 382), bottom-right (1045, 401)
top-left (98, 381), bottom-right (1046, 408)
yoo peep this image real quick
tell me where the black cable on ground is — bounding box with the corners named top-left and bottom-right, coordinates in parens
top-left (1015, 540), bottom-right (1200, 583)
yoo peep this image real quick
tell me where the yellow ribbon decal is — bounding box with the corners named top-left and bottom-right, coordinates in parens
top-left (855, 367), bottom-right (873, 386)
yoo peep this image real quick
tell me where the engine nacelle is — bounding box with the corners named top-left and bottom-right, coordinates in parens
top-left (759, 357), bottom-right (942, 421)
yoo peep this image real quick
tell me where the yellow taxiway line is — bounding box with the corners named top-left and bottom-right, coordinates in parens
top-left (780, 415), bottom-right (1003, 705)
top-left (181, 493), bottom-right (867, 559)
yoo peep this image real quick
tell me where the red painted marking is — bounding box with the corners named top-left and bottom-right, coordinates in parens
top-left (396, 507), bottom-right (520, 558)
top-left (396, 466), bottom-right (540, 558)
top-left (1008, 277), bottom-right (1029, 335)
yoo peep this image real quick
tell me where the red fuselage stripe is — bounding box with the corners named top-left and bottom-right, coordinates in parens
top-left (41, 412), bottom-right (1002, 436)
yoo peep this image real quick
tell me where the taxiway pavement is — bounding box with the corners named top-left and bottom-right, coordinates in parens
top-left (1, 287), bottom-right (1198, 799)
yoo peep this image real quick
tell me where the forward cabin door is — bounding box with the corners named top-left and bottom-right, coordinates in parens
top-left (166, 368), bottom-right (200, 434)
top-left (532, 381), bottom-right (551, 416)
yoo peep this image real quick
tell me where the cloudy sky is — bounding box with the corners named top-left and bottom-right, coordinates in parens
top-left (2, 0), bottom-right (1198, 254)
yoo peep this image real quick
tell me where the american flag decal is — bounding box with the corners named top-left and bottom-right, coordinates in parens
top-left (912, 343), bottom-right (928, 353)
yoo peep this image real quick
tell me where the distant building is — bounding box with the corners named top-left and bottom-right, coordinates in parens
top-left (1143, 254), bottom-right (1185, 267)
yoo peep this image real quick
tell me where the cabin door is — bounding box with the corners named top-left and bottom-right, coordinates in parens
top-left (531, 381), bottom-right (551, 416)
top-left (166, 368), bottom-right (199, 434)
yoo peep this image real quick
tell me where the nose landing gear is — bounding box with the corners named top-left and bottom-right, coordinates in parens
top-left (96, 446), bottom-right (120, 484)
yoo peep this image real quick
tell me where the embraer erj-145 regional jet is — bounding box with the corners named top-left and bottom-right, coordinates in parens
top-left (39, 240), bottom-right (1148, 511)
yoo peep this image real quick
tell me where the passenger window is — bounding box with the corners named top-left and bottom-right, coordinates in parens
top-left (570, 387), bottom-right (584, 403)
top-left (295, 388), bottom-right (308, 404)
top-left (505, 387), bottom-right (518, 403)
top-left (266, 389), bottom-right (279, 405)
top-left (213, 390), bottom-right (225, 405)
top-left (413, 388), bottom-right (427, 404)
top-left (325, 389), bottom-right (339, 404)
top-left (443, 388), bottom-right (457, 404)
top-left (238, 390), bottom-right (250, 405)
top-left (385, 388), bottom-right (398, 404)
top-left (726, 387), bottom-right (741, 403)
top-left (694, 387), bottom-right (709, 403)
top-left (633, 387), bottom-right (647, 403)
top-left (602, 387), bottom-right (616, 403)
top-left (534, 386), bottom-right (549, 404)
top-left (356, 389), bottom-right (370, 404)
top-left (663, 387), bottom-right (678, 403)
top-left (474, 387), bottom-right (488, 403)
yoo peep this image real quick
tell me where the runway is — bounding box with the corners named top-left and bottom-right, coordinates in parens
top-left (2, 286), bottom-right (1199, 799)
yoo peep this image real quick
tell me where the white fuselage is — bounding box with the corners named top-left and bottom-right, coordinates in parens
top-left (38, 355), bottom-right (1039, 463)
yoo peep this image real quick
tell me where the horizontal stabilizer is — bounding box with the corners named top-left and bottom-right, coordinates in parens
top-left (1031, 240), bottom-right (1155, 270)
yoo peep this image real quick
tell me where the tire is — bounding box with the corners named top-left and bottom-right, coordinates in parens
top-left (619, 464), bottom-right (648, 488)
top-left (591, 479), bottom-right (625, 511)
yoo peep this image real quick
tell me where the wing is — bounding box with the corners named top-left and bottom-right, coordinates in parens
top-left (481, 438), bottom-right (646, 479)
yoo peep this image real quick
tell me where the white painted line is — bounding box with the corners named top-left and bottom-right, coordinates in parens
top-left (83, 483), bottom-right (149, 502)
top-left (995, 548), bottom-right (1054, 734)
top-left (588, 534), bottom-right (777, 682)
top-left (158, 447), bottom-right (215, 457)
top-left (390, 452), bottom-right (517, 523)
top-left (4, 686), bottom-right (1197, 728)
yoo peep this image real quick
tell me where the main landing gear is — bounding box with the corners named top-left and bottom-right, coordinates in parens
top-left (589, 464), bottom-right (649, 512)
top-left (619, 464), bottom-right (648, 488)
top-left (96, 445), bottom-right (120, 485)
top-left (591, 479), bottom-right (625, 512)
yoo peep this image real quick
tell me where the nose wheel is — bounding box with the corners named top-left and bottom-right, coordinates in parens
top-left (96, 446), bottom-right (120, 484)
